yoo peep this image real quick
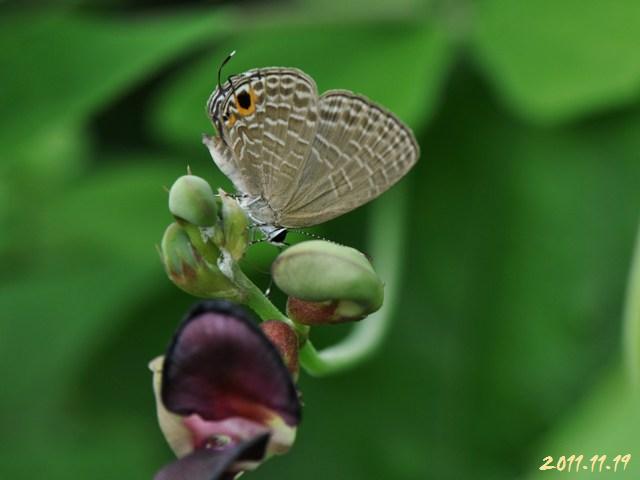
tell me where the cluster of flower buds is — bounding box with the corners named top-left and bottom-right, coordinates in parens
top-left (154, 174), bottom-right (385, 479)
top-left (160, 175), bottom-right (249, 301)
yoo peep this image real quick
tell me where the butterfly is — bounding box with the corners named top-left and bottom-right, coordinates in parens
top-left (203, 53), bottom-right (419, 243)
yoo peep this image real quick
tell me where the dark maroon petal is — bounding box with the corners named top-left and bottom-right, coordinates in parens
top-left (154, 433), bottom-right (269, 480)
top-left (162, 300), bottom-right (301, 426)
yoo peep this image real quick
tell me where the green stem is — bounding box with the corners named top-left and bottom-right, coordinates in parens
top-left (299, 183), bottom-right (408, 376)
top-left (233, 263), bottom-right (312, 341)
top-left (232, 264), bottom-right (292, 325)
top-left (623, 221), bottom-right (640, 385)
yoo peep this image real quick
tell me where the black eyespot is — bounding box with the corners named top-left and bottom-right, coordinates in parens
top-left (237, 90), bottom-right (252, 109)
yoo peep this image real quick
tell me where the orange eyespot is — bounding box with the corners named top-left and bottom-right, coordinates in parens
top-left (234, 87), bottom-right (257, 116)
top-left (225, 113), bottom-right (237, 127)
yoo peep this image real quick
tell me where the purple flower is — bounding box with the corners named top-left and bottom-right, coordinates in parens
top-left (150, 301), bottom-right (301, 480)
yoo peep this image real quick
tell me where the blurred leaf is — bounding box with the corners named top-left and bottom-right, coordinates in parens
top-left (411, 68), bottom-right (640, 476)
top-left (150, 20), bottom-right (453, 149)
top-left (0, 161), bottom-right (182, 413)
top-left (527, 368), bottom-right (639, 479)
top-left (623, 224), bottom-right (640, 382)
top-left (293, 0), bottom-right (426, 15)
top-left (0, 161), bottom-right (192, 478)
top-left (473, 0), bottom-right (640, 123)
top-left (0, 121), bottom-right (88, 255)
top-left (0, 8), bottom-right (232, 164)
top-left (0, 7), bottom-right (232, 265)
top-left (3, 413), bottom-right (163, 479)
top-left (291, 67), bottom-right (640, 479)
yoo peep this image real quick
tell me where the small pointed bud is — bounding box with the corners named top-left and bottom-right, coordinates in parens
top-left (169, 175), bottom-right (218, 227)
top-left (160, 223), bottom-right (244, 301)
top-left (219, 189), bottom-right (250, 261)
top-left (260, 321), bottom-right (299, 380)
top-left (272, 240), bottom-right (384, 324)
top-left (161, 222), bottom-right (199, 278)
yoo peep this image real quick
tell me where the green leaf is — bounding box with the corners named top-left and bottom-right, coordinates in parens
top-left (526, 368), bottom-right (639, 479)
top-left (0, 162), bottom-right (182, 412)
top-left (0, 8), bottom-right (232, 162)
top-left (623, 224), bottom-right (640, 382)
top-left (5, 413), bottom-right (164, 479)
top-left (473, 0), bottom-right (640, 123)
top-left (150, 20), bottom-right (454, 149)
top-left (302, 67), bottom-right (640, 478)
top-left (414, 68), bottom-right (640, 473)
top-left (0, 121), bottom-right (89, 253)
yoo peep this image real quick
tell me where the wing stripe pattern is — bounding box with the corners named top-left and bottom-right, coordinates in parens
top-left (280, 90), bottom-right (418, 227)
top-left (220, 68), bottom-right (319, 211)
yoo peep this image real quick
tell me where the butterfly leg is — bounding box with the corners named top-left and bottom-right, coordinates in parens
top-left (266, 228), bottom-right (288, 246)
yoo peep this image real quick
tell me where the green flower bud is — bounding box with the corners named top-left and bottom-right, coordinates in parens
top-left (272, 240), bottom-right (384, 324)
top-left (219, 189), bottom-right (250, 261)
top-left (160, 222), bottom-right (244, 301)
top-left (168, 175), bottom-right (218, 227)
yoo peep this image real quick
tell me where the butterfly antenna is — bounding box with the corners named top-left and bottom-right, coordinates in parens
top-left (217, 50), bottom-right (236, 91)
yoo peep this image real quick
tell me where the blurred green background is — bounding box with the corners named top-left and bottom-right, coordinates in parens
top-left (2, 0), bottom-right (640, 478)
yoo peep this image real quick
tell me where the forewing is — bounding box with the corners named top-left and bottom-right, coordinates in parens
top-left (219, 68), bottom-right (319, 210)
top-left (281, 90), bottom-right (419, 227)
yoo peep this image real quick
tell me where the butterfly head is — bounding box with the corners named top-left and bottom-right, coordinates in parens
top-left (207, 69), bottom-right (262, 136)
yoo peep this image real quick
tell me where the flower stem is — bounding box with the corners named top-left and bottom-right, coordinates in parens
top-left (299, 184), bottom-right (408, 376)
top-left (232, 263), bottom-right (292, 325)
top-left (623, 221), bottom-right (640, 386)
top-left (232, 262), bottom-right (312, 341)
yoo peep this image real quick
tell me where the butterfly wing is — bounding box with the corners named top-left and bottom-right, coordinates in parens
top-left (279, 90), bottom-right (419, 227)
top-left (202, 134), bottom-right (259, 195)
top-left (215, 68), bottom-right (320, 212)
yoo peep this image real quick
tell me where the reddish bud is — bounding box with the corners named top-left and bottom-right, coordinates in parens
top-left (287, 297), bottom-right (367, 325)
top-left (260, 320), bottom-right (299, 380)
